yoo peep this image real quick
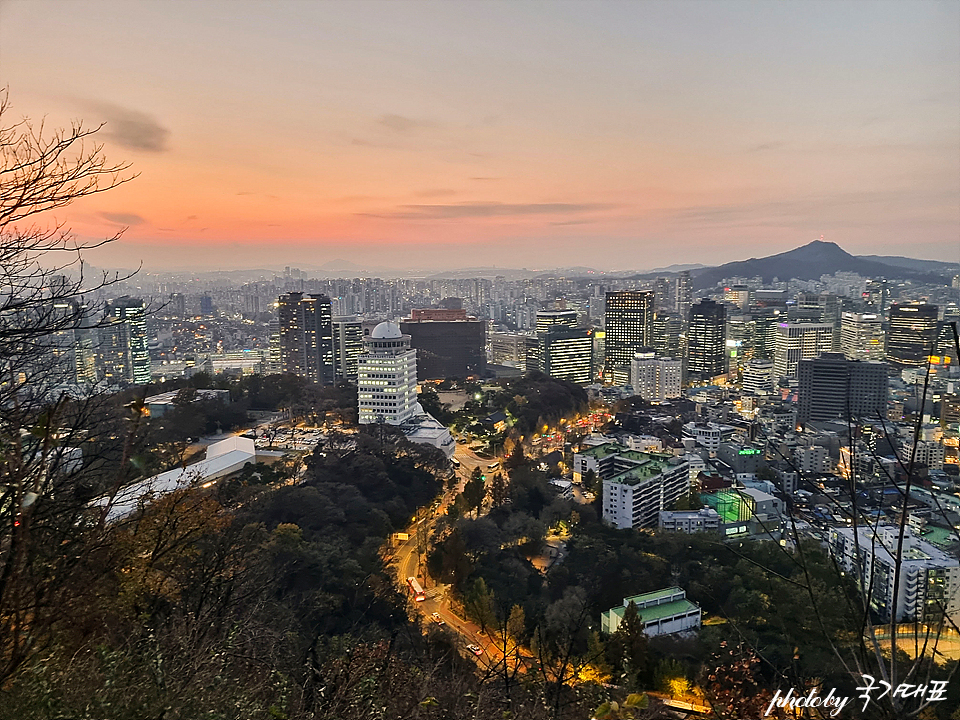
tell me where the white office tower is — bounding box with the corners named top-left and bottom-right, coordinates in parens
top-left (772, 322), bottom-right (834, 383)
top-left (742, 358), bottom-right (774, 395)
top-left (840, 312), bottom-right (885, 362)
top-left (630, 353), bottom-right (682, 401)
top-left (358, 322), bottom-right (419, 425)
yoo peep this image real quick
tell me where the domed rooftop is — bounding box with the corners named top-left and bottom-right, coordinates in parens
top-left (371, 321), bottom-right (402, 339)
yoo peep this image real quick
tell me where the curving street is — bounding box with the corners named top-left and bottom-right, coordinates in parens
top-left (393, 442), bottom-right (508, 668)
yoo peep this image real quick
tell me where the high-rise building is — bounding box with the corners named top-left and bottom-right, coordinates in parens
top-left (97, 318), bottom-right (130, 384)
top-left (725, 314), bottom-right (757, 375)
top-left (793, 293), bottom-right (841, 325)
top-left (864, 279), bottom-right (890, 315)
top-left (936, 304), bottom-right (959, 362)
top-left (652, 312), bottom-right (683, 358)
top-left (772, 322), bottom-right (834, 383)
top-left (105, 297), bottom-right (150, 384)
top-left (796, 353), bottom-right (888, 423)
top-left (741, 358), bottom-right (774, 395)
top-left (40, 299), bottom-right (98, 386)
top-left (540, 327), bottom-right (594, 384)
top-left (490, 332), bottom-right (533, 370)
top-left (840, 312), bottom-right (885, 362)
top-left (168, 293), bottom-right (186, 318)
top-left (357, 322), bottom-right (419, 425)
top-left (793, 293), bottom-right (840, 351)
top-left (400, 318), bottom-right (486, 380)
top-left (278, 292), bottom-right (335, 385)
top-left (752, 308), bottom-right (785, 360)
top-left (887, 303), bottom-right (939, 368)
top-left (654, 277), bottom-right (672, 311)
top-left (724, 285), bottom-right (752, 311)
top-left (687, 299), bottom-right (726, 381)
top-left (630, 354), bottom-right (682, 401)
top-left (674, 271), bottom-right (692, 318)
top-left (332, 316), bottom-right (363, 383)
top-left (604, 290), bottom-right (654, 380)
top-left (267, 318), bottom-right (281, 374)
top-left (536, 309), bottom-right (578, 333)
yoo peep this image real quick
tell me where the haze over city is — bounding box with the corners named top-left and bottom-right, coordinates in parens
top-left (8, 1), bottom-right (960, 717)
top-left (1, 0), bottom-right (958, 272)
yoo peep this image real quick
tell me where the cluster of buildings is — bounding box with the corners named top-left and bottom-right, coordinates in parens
top-left (40, 262), bottom-right (960, 629)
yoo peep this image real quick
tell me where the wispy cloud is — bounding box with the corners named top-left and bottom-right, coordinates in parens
top-left (413, 188), bottom-right (458, 198)
top-left (358, 202), bottom-right (616, 220)
top-left (662, 188), bottom-right (955, 229)
top-left (746, 141), bottom-right (786, 152)
top-left (81, 101), bottom-right (170, 152)
top-left (378, 114), bottom-right (435, 133)
top-left (100, 211), bottom-right (145, 225)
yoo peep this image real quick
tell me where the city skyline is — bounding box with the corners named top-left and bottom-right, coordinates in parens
top-left (2, 0), bottom-right (958, 272)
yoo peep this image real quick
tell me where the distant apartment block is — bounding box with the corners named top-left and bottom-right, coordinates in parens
top-left (794, 444), bottom-right (833, 474)
top-left (682, 421), bottom-right (736, 455)
top-left (659, 508), bottom-right (721, 533)
top-left (829, 525), bottom-right (960, 623)
top-left (630, 353), bottom-right (682, 401)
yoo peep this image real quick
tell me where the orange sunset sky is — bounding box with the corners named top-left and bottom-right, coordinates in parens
top-left (1, 0), bottom-right (958, 272)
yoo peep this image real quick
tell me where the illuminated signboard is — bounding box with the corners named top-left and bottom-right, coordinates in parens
top-left (739, 448), bottom-right (761, 456)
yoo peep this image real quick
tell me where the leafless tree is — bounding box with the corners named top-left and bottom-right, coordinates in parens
top-left (734, 328), bottom-right (960, 719)
top-left (0, 89), bottom-right (137, 684)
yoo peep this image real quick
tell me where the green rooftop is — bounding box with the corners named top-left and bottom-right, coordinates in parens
top-left (607, 455), bottom-right (676, 486)
top-left (607, 598), bottom-right (700, 624)
top-left (578, 443), bottom-right (625, 459)
top-left (922, 526), bottom-right (960, 549)
top-left (629, 586), bottom-right (682, 604)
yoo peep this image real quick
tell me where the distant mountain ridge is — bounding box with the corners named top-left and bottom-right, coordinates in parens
top-left (856, 255), bottom-right (958, 273)
top-left (690, 240), bottom-right (952, 289)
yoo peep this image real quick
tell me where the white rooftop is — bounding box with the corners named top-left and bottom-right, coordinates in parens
top-left (94, 436), bottom-right (256, 522)
top-left (371, 321), bottom-right (402, 339)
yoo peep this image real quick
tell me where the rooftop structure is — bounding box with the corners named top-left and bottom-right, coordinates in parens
top-left (94, 436), bottom-right (256, 523)
top-left (601, 586), bottom-right (701, 637)
top-left (144, 388), bottom-right (231, 417)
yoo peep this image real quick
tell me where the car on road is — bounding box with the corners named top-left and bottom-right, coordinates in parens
top-left (466, 643), bottom-right (483, 656)
top-left (450, 457), bottom-right (461, 468)
top-left (487, 461), bottom-right (500, 470)
top-left (431, 612), bottom-right (445, 626)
